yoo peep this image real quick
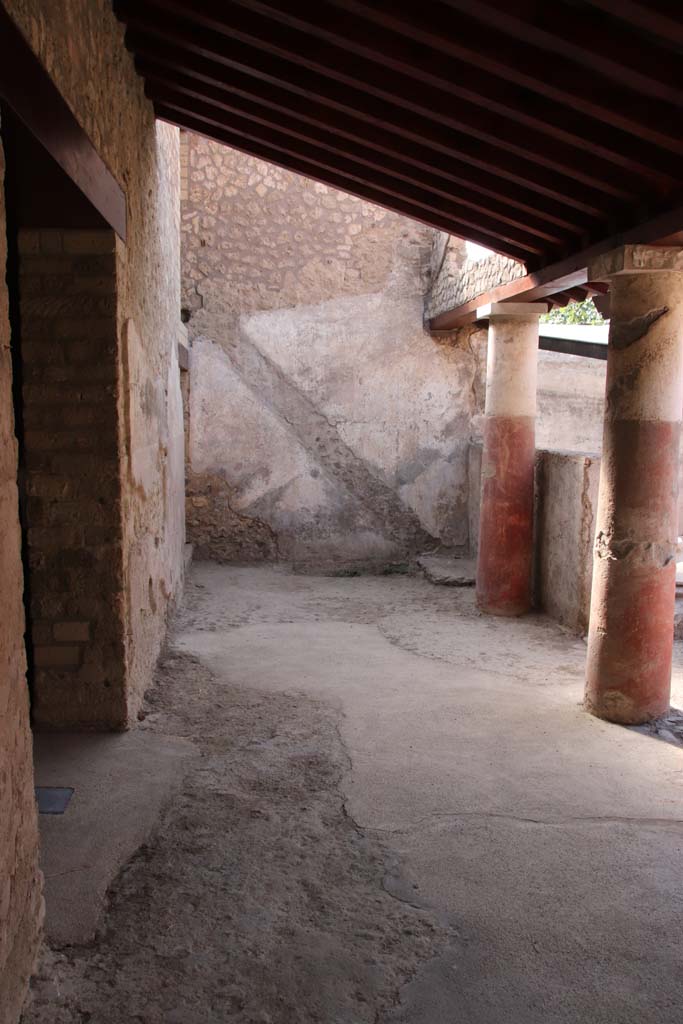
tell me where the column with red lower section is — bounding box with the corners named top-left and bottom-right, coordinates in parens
top-left (475, 302), bottom-right (546, 616)
top-left (585, 245), bottom-right (683, 724)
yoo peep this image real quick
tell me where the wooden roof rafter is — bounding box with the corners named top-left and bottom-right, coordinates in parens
top-left (113, 0), bottom-right (683, 313)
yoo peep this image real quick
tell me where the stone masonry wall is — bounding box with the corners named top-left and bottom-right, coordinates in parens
top-left (18, 229), bottom-right (128, 730)
top-left (0, 134), bottom-right (43, 1024)
top-left (182, 133), bottom-right (482, 565)
top-left (426, 232), bottom-right (527, 320)
top-left (4, 0), bottom-right (185, 724)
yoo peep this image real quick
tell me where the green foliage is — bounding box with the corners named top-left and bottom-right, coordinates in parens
top-left (541, 297), bottom-right (604, 325)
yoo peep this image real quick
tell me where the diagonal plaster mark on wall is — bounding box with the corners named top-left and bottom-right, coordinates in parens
top-left (222, 332), bottom-right (436, 549)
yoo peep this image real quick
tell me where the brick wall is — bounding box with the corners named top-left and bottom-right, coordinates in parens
top-left (17, 228), bottom-right (127, 730)
top-left (0, 136), bottom-right (43, 1024)
top-left (4, 1), bottom-right (185, 731)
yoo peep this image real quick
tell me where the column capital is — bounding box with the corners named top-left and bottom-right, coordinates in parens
top-left (589, 245), bottom-right (683, 281)
top-left (475, 302), bottom-right (548, 322)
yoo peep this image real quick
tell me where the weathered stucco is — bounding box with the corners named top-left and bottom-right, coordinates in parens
top-left (182, 136), bottom-right (481, 565)
top-left (4, 0), bottom-right (185, 722)
top-left (0, 134), bottom-right (43, 1024)
top-left (535, 451), bottom-right (600, 634)
top-left (0, 3), bottom-right (185, 1017)
top-left (181, 136), bottom-right (612, 569)
top-left (536, 351), bottom-right (605, 453)
top-left (466, 332), bottom-right (605, 451)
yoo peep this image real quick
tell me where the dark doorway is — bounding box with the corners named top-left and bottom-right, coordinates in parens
top-left (2, 105), bottom-right (128, 730)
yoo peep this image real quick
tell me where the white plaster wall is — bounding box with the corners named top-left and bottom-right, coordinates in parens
top-left (189, 286), bottom-right (478, 564)
top-left (535, 451), bottom-right (600, 634)
top-left (536, 351), bottom-right (605, 454)
top-left (241, 292), bottom-right (474, 546)
top-left (469, 339), bottom-right (606, 455)
top-left (183, 139), bottom-right (481, 565)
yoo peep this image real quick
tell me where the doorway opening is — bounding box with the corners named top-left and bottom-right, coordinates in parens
top-left (2, 105), bottom-right (127, 731)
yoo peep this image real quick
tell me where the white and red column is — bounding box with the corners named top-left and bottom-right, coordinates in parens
top-left (475, 302), bottom-right (546, 616)
top-left (585, 245), bottom-right (683, 724)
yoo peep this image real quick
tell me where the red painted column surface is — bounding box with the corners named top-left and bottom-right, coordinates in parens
top-left (585, 246), bottom-right (683, 724)
top-left (475, 303), bottom-right (546, 616)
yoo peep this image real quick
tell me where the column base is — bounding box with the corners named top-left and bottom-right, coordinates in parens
top-left (583, 693), bottom-right (669, 726)
top-left (476, 593), bottom-right (531, 618)
top-left (585, 558), bottom-right (675, 726)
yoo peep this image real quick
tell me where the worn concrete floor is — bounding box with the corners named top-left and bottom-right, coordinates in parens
top-left (33, 731), bottom-right (193, 946)
top-left (23, 563), bottom-right (683, 1023)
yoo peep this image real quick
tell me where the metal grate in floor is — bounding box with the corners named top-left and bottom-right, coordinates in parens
top-left (35, 787), bottom-right (74, 814)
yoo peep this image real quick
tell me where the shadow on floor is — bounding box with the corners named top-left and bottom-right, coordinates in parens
top-left (629, 706), bottom-right (683, 748)
top-left (32, 730), bottom-right (194, 945)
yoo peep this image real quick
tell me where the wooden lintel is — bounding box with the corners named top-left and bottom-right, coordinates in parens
top-left (0, 3), bottom-right (127, 241)
top-left (539, 336), bottom-right (607, 361)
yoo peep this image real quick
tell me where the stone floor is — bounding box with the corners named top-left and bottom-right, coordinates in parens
top-left (23, 563), bottom-right (683, 1023)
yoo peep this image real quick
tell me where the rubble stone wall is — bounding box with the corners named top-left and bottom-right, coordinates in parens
top-left (425, 233), bottom-right (527, 320)
top-left (182, 134), bottom-right (483, 566)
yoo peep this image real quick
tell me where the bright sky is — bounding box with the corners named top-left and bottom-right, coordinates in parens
top-left (465, 240), bottom-right (493, 262)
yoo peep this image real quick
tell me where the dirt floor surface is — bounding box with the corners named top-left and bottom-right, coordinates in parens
top-left (22, 563), bottom-right (683, 1023)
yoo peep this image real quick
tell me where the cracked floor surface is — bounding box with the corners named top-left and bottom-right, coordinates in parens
top-left (23, 563), bottom-right (683, 1023)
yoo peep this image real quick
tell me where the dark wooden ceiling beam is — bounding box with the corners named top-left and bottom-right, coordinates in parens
top-left (543, 290), bottom-right (574, 309)
top-left (128, 31), bottom-right (612, 221)
top-left (436, 0), bottom-right (683, 107)
top-left (140, 57), bottom-right (590, 238)
top-left (155, 96), bottom-right (544, 257)
top-left (156, 105), bottom-right (533, 263)
top-left (227, 0), bottom-right (683, 162)
top-left (565, 287), bottom-right (593, 303)
top-left (115, 1), bottom-right (646, 197)
top-left (0, 3), bottom-right (126, 239)
top-left (145, 70), bottom-right (571, 246)
top-left (124, 30), bottom-right (618, 220)
top-left (587, 1), bottom-right (683, 48)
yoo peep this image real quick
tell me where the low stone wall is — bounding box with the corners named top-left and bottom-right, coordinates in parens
top-left (469, 442), bottom-right (600, 634)
top-left (534, 451), bottom-right (600, 635)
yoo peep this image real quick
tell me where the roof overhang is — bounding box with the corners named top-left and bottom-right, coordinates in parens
top-left (112, 0), bottom-right (683, 312)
